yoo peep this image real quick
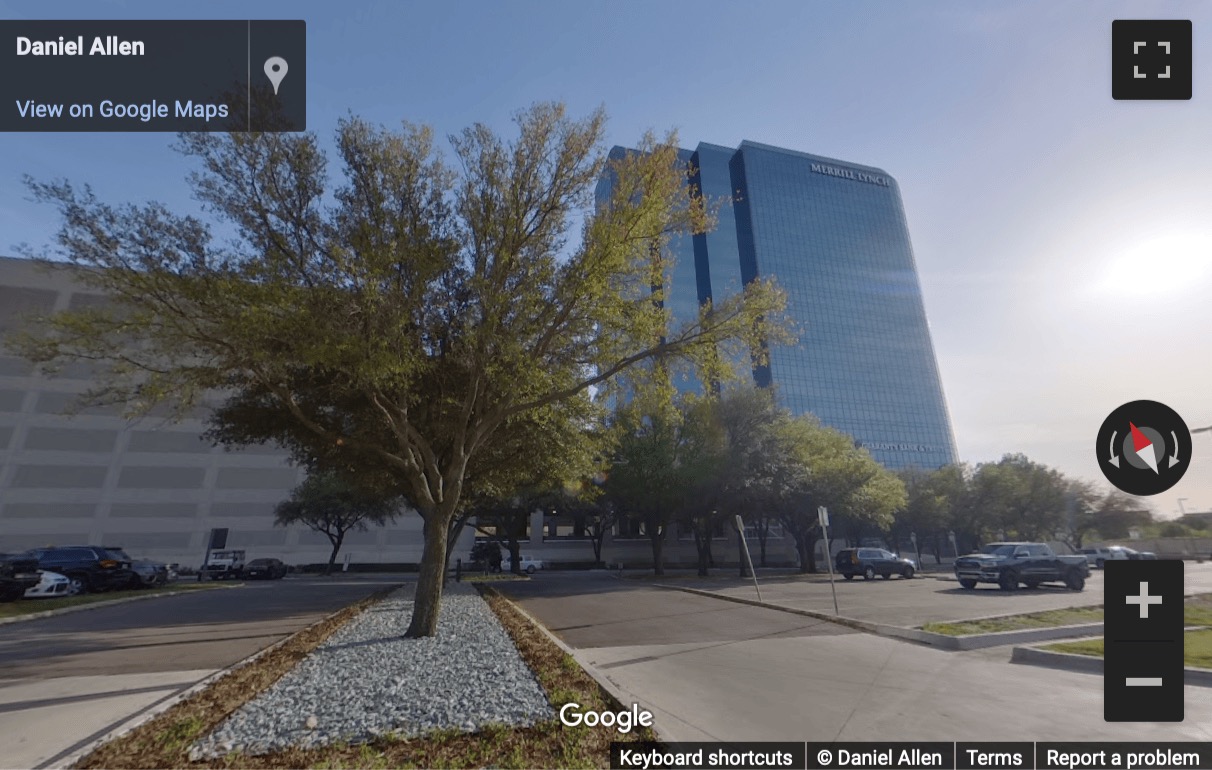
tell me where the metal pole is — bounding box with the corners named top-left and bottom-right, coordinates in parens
top-left (735, 515), bottom-right (762, 602)
top-left (819, 507), bottom-right (839, 616)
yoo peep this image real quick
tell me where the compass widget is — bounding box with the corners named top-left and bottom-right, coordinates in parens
top-left (1097, 400), bottom-right (1192, 496)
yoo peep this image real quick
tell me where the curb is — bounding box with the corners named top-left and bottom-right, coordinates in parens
top-left (1010, 644), bottom-right (1212, 687)
top-left (0, 584), bottom-right (238, 626)
top-left (482, 587), bottom-right (675, 744)
top-left (1010, 645), bottom-right (1104, 674)
top-left (651, 583), bottom-right (881, 634)
top-left (55, 583), bottom-right (402, 770)
top-left (651, 583), bottom-right (1109, 650)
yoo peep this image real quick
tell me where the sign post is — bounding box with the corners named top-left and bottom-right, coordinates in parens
top-left (819, 506), bottom-right (839, 615)
top-left (734, 515), bottom-right (763, 602)
top-left (198, 527), bottom-right (228, 582)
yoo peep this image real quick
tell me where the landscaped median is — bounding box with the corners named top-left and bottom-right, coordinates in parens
top-left (0, 581), bottom-right (230, 623)
top-left (1009, 597), bottom-right (1212, 684)
top-left (71, 582), bottom-right (655, 769)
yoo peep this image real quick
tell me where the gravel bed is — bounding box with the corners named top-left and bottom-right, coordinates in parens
top-left (190, 583), bottom-right (552, 758)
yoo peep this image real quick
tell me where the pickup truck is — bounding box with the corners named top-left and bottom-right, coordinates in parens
top-left (199, 549), bottom-right (246, 580)
top-left (954, 542), bottom-right (1089, 591)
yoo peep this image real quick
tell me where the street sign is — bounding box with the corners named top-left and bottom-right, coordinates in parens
top-left (818, 506), bottom-right (829, 527)
top-left (208, 527), bottom-right (228, 550)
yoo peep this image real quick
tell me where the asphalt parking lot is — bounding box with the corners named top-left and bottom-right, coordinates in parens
top-left (663, 562), bottom-right (1212, 627)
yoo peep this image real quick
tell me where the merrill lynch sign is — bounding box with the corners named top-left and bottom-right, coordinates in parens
top-left (810, 162), bottom-right (890, 187)
top-left (860, 441), bottom-right (943, 453)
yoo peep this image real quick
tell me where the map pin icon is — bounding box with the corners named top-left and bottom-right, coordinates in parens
top-left (264, 57), bottom-right (288, 95)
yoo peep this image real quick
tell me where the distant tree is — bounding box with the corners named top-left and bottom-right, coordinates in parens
top-left (603, 397), bottom-right (689, 576)
top-left (466, 496), bottom-right (533, 575)
top-left (766, 415), bottom-right (904, 573)
top-left (1059, 479), bottom-right (1103, 550)
top-left (894, 467), bottom-right (951, 563)
top-left (15, 103), bottom-right (788, 636)
top-left (1093, 490), bottom-right (1154, 540)
top-left (969, 454), bottom-right (1069, 542)
top-left (579, 499), bottom-right (618, 567)
top-left (274, 473), bottom-right (401, 575)
top-left (469, 541), bottom-right (501, 572)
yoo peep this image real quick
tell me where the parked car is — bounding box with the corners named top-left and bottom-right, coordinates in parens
top-left (1111, 546), bottom-right (1157, 560)
top-left (0, 552), bottom-right (42, 602)
top-left (502, 555), bottom-right (545, 574)
top-left (104, 547), bottom-right (169, 588)
top-left (242, 558), bottom-right (288, 580)
top-left (24, 570), bottom-right (73, 599)
top-left (24, 546), bottom-right (135, 594)
top-left (1078, 546), bottom-right (1130, 569)
top-left (954, 542), bottom-right (1088, 591)
top-left (835, 548), bottom-right (917, 580)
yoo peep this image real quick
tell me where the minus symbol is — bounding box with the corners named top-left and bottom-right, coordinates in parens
top-left (1126, 677), bottom-right (1164, 687)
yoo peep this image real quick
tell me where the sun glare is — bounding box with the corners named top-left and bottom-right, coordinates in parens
top-left (1095, 232), bottom-right (1212, 296)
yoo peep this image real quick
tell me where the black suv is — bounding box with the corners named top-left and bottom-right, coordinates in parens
top-left (0, 552), bottom-right (41, 601)
top-left (25, 546), bottom-right (134, 593)
top-left (835, 548), bottom-right (917, 580)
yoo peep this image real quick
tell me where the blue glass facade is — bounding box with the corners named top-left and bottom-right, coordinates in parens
top-left (600, 141), bottom-right (958, 470)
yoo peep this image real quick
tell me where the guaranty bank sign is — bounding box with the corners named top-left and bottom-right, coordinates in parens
top-left (810, 162), bottom-right (890, 187)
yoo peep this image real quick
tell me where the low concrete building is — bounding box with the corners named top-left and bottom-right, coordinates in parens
top-left (0, 256), bottom-right (447, 568)
top-left (1, 255), bottom-right (809, 571)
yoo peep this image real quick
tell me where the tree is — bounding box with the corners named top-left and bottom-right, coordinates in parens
top-left (578, 498), bottom-right (618, 567)
top-left (688, 387), bottom-right (796, 575)
top-left (274, 472), bottom-right (400, 574)
top-left (466, 494), bottom-right (534, 575)
top-left (603, 398), bottom-right (689, 576)
top-left (1058, 479), bottom-right (1103, 550)
top-left (13, 103), bottom-right (786, 637)
top-left (469, 540), bottom-right (501, 572)
top-left (1093, 490), bottom-right (1154, 540)
top-left (894, 467), bottom-right (950, 563)
top-left (674, 396), bottom-right (731, 577)
top-left (752, 410), bottom-right (905, 574)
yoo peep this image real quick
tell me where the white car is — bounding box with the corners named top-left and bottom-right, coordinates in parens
top-left (502, 555), bottom-right (545, 574)
top-left (24, 570), bottom-right (74, 598)
top-left (1078, 546), bottom-right (1130, 569)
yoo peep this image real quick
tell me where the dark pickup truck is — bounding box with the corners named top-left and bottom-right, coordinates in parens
top-left (954, 542), bottom-right (1089, 591)
top-left (0, 552), bottom-right (42, 602)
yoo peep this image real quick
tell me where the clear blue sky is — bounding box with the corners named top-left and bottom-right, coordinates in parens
top-left (3, 0), bottom-right (1211, 515)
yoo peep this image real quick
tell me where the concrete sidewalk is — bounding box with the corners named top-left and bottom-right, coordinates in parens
top-left (499, 572), bottom-right (1212, 743)
top-left (0, 670), bottom-right (217, 769)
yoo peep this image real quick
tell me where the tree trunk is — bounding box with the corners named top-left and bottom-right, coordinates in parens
top-left (591, 529), bottom-right (604, 565)
top-left (694, 526), bottom-right (709, 577)
top-left (508, 538), bottom-right (522, 575)
top-left (405, 513), bottom-right (450, 638)
top-left (806, 531), bottom-right (820, 573)
top-left (795, 533), bottom-right (811, 574)
top-left (324, 532), bottom-right (344, 576)
top-left (757, 521), bottom-right (769, 568)
top-left (444, 516), bottom-right (467, 583)
top-left (650, 531), bottom-right (664, 576)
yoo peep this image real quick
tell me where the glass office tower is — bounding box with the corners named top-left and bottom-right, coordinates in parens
top-left (599, 140), bottom-right (958, 470)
